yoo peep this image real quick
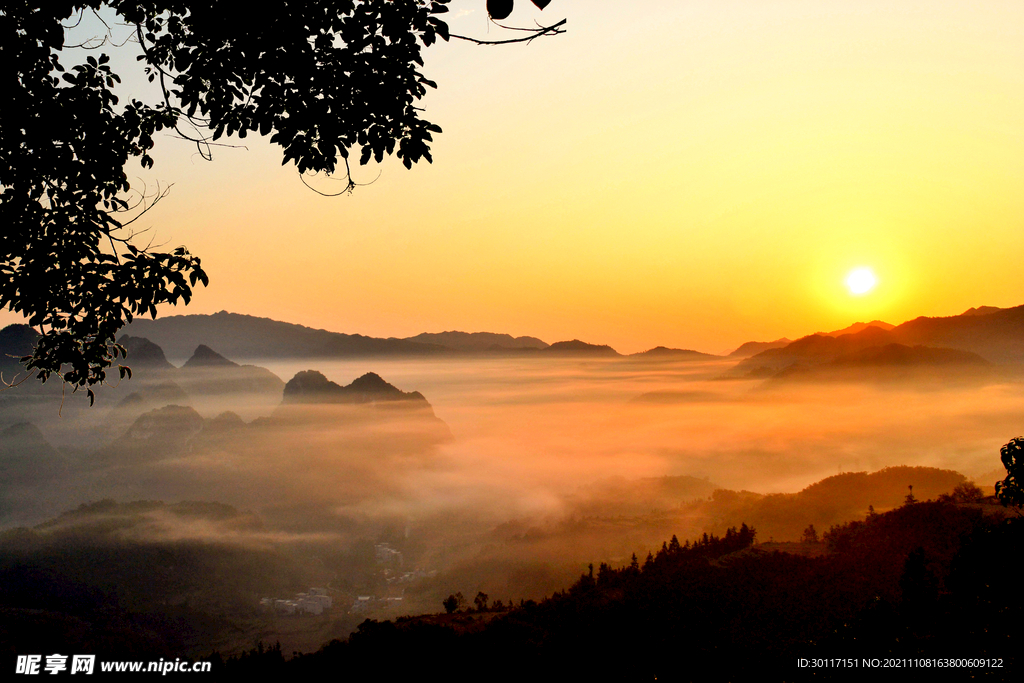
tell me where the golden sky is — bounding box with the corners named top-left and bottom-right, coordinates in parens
top-left (6, 0), bottom-right (1024, 354)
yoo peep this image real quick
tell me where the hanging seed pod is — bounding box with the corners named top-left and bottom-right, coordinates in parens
top-left (487, 0), bottom-right (514, 21)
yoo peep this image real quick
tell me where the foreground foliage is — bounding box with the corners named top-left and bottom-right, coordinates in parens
top-left (2, 1), bottom-right (451, 392)
top-left (227, 502), bottom-right (1017, 681)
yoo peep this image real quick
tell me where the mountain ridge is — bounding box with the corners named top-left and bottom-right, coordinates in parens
top-left (7, 303), bottom-right (1024, 371)
top-left (736, 303), bottom-right (1024, 377)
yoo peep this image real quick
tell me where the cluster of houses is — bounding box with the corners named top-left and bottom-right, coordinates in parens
top-left (374, 543), bottom-right (403, 567)
top-left (259, 543), bottom-right (437, 616)
top-left (350, 595), bottom-right (404, 614)
top-left (260, 587), bottom-right (333, 616)
top-left (375, 543), bottom-right (439, 584)
top-left (384, 568), bottom-right (438, 585)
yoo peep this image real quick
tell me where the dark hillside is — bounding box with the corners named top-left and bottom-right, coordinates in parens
top-left (243, 501), bottom-right (1018, 681)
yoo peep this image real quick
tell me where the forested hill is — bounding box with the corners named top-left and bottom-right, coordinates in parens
top-left (222, 500), bottom-right (1019, 681)
top-left (122, 312), bottom-right (449, 361)
top-left (737, 304), bottom-right (1024, 376)
top-left (119, 312), bottom-right (635, 362)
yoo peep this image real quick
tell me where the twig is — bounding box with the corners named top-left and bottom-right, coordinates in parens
top-left (297, 156), bottom-right (381, 197)
top-left (62, 9), bottom-right (85, 29)
top-left (114, 181), bottom-right (173, 229)
top-left (449, 19), bottom-right (566, 45)
top-left (164, 134), bottom-right (247, 151)
top-left (0, 367), bottom-right (37, 391)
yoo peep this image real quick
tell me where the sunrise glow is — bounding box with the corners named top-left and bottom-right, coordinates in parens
top-left (3, 0), bottom-right (1022, 351)
top-left (846, 268), bottom-right (878, 296)
top-left (4, 3), bottom-right (1024, 673)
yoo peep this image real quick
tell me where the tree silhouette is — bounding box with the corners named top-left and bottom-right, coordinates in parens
top-left (667, 534), bottom-right (681, 553)
top-left (904, 485), bottom-right (917, 505)
top-left (938, 481), bottom-right (984, 504)
top-left (995, 437), bottom-right (1024, 508)
top-left (2, 1), bottom-right (564, 395)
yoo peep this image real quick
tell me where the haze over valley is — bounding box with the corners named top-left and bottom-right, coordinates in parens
top-left (2, 303), bottom-right (1019, 657)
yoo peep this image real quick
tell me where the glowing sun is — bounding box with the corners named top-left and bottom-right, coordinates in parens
top-left (845, 267), bottom-right (877, 295)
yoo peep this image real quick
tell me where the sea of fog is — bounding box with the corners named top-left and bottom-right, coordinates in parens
top-left (4, 352), bottom-right (1018, 645)
top-left (256, 355), bottom-right (1017, 504)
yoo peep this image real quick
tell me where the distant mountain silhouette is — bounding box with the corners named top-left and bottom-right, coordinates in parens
top-left (734, 306), bottom-right (1021, 379)
top-left (178, 344), bottom-right (285, 398)
top-left (120, 404), bottom-right (204, 441)
top-left (960, 305), bottom-right (1003, 317)
top-left (823, 320), bottom-right (894, 337)
top-left (830, 343), bottom-right (988, 368)
top-left (735, 326), bottom-right (896, 375)
top-left (885, 304), bottom-right (1024, 363)
top-left (730, 305), bottom-right (1024, 368)
top-left (270, 371), bottom-right (451, 462)
top-left (93, 405), bottom-right (205, 466)
top-left (203, 410), bottom-right (247, 435)
top-left (183, 344), bottom-right (237, 368)
top-left (121, 312), bottom-right (635, 361)
top-left (117, 335), bottom-right (176, 372)
top-left (93, 382), bottom-right (193, 447)
top-left (630, 347), bottom-right (720, 360)
top-left (114, 383), bottom-right (191, 410)
top-left (0, 422), bottom-right (65, 485)
top-left (282, 370), bottom-right (428, 405)
top-left (122, 312), bottom-right (451, 362)
top-left (403, 331), bottom-right (548, 352)
top-left (542, 340), bottom-right (620, 356)
top-left (728, 338), bottom-right (791, 358)
top-left (80, 366), bottom-right (450, 514)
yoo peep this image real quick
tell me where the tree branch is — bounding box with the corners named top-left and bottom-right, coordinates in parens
top-left (449, 19), bottom-right (566, 45)
top-left (298, 158), bottom-right (381, 197)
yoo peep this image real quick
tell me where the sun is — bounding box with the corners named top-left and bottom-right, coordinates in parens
top-left (845, 267), bottom-right (877, 295)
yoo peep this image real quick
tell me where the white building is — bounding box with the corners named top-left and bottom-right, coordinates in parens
top-left (374, 544), bottom-right (404, 567)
